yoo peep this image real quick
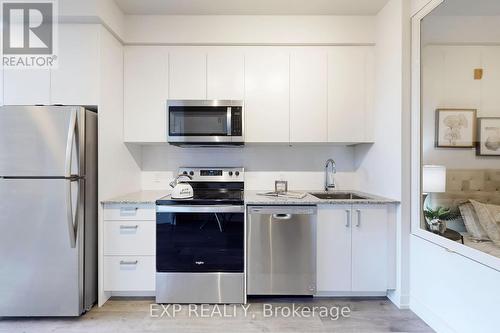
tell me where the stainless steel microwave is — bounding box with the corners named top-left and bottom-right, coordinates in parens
top-left (167, 100), bottom-right (244, 146)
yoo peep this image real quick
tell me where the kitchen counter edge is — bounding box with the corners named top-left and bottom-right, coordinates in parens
top-left (101, 190), bottom-right (399, 206)
top-left (101, 190), bottom-right (170, 205)
top-left (244, 190), bottom-right (399, 205)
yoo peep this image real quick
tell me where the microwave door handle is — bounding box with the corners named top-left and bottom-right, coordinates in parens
top-left (227, 107), bottom-right (232, 136)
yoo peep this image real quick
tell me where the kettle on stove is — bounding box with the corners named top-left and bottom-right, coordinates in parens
top-left (169, 174), bottom-right (194, 199)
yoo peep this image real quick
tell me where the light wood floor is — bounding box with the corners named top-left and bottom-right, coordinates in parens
top-left (0, 297), bottom-right (433, 333)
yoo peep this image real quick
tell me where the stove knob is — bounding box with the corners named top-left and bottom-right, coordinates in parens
top-left (189, 171), bottom-right (194, 176)
top-left (235, 171), bottom-right (240, 176)
top-left (228, 171), bottom-right (233, 176)
top-left (182, 171), bottom-right (188, 175)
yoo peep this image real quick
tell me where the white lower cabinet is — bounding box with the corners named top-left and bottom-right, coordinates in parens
top-left (317, 204), bottom-right (390, 295)
top-left (317, 205), bottom-right (352, 292)
top-left (351, 205), bottom-right (388, 292)
top-left (103, 256), bottom-right (155, 292)
top-left (104, 221), bottom-right (155, 256)
top-left (103, 204), bottom-right (156, 293)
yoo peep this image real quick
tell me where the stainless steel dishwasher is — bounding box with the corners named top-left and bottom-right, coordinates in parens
top-left (247, 205), bottom-right (317, 295)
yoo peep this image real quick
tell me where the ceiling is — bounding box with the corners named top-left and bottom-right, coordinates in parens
top-left (114, 0), bottom-right (389, 16)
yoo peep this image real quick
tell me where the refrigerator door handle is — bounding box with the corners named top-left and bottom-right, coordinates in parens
top-left (64, 109), bottom-right (78, 178)
top-left (66, 179), bottom-right (79, 248)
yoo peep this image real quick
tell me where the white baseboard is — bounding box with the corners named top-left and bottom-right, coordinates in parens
top-left (387, 290), bottom-right (410, 309)
top-left (315, 291), bottom-right (387, 297)
top-left (111, 291), bottom-right (156, 297)
top-left (410, 296), bottom-right (456, 333)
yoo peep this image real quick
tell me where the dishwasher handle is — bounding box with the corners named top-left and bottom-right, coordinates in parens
top-left (272, 213), bottom-right (292, 220)
top-left (248, 206), bottom-right (317, 215)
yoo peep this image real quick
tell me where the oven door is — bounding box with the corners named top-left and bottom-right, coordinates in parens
top-left (156, 205), bottom-right (244, 273)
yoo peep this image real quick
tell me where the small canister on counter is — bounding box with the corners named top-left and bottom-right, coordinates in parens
top-left (274, 180), bottom-right (288, 194)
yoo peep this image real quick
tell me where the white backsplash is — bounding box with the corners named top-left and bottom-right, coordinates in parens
top-left (140, 144), bottom-right (362, 191)
top-left (141, 170), bottom-right (360, 191)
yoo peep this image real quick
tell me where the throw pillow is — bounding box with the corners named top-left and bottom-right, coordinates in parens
top-left (469, 200), bottom-right (500, 246)
top-left (459, 203), bottom-right (490, 241)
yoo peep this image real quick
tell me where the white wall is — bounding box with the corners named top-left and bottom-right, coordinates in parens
top-left (97, 27), bottom-right (142, 306)
top-left (355, 0), bottom-right (404, 201)
top-left (354, 0), bottom-right (409, 307)
top-left (422, 16), bottom-right (500, 44)
top-left (59, 0), bottom-right (125, 41)
top-left (124, 15), bottom-right (376, 45)
top-left (422, 44), bottom-right (500, 169)
top-left (98, 28), bottom-right (141, 202)
top-left (141, 145), bottom-right (360, 191)
top-left (410, 236), bottom-right (500, 333)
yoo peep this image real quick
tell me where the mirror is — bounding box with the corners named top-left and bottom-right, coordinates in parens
top-left (420, 0), bottom-right (500, 259)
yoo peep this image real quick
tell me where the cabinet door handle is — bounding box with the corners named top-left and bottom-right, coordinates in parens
top-left (345, 210), bottom-right (351, 227)
top-left (356, 209), bottom-right (361, 227)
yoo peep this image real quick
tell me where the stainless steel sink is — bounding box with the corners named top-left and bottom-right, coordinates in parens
top-left (309, 192), bottom-right (369, 200)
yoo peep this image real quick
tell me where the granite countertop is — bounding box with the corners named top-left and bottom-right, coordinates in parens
top-left (102, 189), bottom-right (398, 205)
top-left (101, 190), bottom-right (170, 204)
top-left (245, 190), bottom-right (399, 205)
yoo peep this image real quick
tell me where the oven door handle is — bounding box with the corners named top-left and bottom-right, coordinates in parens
top-left (156, 205), bottom-right (244, 213)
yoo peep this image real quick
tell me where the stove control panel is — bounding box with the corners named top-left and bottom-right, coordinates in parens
top-left (178, 167), bottom-right (244, 182)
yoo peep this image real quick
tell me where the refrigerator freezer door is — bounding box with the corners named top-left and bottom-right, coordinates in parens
top-left (0, 106), bottom-right (82, 177)
top-left (0, 178), bottom-right (83, 316)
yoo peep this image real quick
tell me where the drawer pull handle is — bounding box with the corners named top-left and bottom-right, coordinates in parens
top-left (120, 260), bottom-right (138, 265)
top-left (120, 207), bottom-right (139, 216)
top-left (120, 225), bottom-right (139, 230)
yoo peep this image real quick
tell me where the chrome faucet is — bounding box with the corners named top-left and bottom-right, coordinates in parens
top-left (324, 159), bottom-right (337, 192)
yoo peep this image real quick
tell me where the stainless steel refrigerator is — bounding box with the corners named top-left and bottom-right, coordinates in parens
top-left (0, 106), bottom-right (97, 317)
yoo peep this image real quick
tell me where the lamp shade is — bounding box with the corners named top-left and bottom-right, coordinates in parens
top-left (423, 165), bottom-right (446, 193)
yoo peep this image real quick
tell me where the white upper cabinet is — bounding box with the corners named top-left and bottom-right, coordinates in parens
top-left (245, 48), bottom-right (290, 143)
top-left (118, 45), bottom-right (375, 144)
top-left (328, 46), bottom-right (374, 143)
top-left (50, 24), bottom-right (99, 106)
top-left (207, 49), bottom-right (244, 100)
top-left (3, 24), bottom-right (99, 106)
top-left (290, 48), bottom-right (328, 142)
top-left (351, 205), bottom-right (389, 292)
top-left (169, 48), bottom-right (207, 100)
top-left (124, 46), bottom-right (168, 142)
top-left (4, 68), bottom-right (50, 105)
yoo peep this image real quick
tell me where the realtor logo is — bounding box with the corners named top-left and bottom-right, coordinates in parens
top-left (2, 0), bottom-right (57, 68)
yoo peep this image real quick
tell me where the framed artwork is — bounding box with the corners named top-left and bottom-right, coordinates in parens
top-left (476, 117), bottom-right (500, 156)
top-left (435, 109), bottom-right (476, 148)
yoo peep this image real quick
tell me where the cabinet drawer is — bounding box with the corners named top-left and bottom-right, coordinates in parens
top-left (104, 221), bottom-right (155, 256)
top-left (103, 204), bottom-right (155, 221)
top-left (103, 256), bottom-right (155, 291)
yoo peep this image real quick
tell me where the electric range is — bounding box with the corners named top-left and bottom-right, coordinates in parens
top-left (155, 167), bottom-right (245, 304)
